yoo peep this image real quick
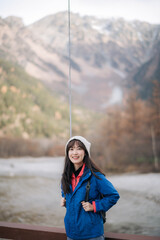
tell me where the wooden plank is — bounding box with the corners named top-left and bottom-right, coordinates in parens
top-left (0, 222), bottom-right (66, 240)
top-left (105, 232), bottom-right (160, 240)
top-left (0, 222), bottom-right (160, 240)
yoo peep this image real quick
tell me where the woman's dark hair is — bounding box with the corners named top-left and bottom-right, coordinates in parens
top-left (61, 139), bottom-right (105, 194)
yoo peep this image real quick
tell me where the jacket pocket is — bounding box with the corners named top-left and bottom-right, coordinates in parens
top-left (89, 211), bottom-right (102, 225)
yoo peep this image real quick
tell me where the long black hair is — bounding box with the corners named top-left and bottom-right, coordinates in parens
top-left (61, 139), bottom-right (105, 194)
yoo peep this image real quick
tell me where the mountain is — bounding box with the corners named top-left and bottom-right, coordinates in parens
top-left (0, 12), bottom-right (160, 110)
top-left (132, 42), bottom-right (160, 99)
top-left (0, 58), bottom-right (95, 139)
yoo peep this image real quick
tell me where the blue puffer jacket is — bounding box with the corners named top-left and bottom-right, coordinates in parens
top-left (62, 167), bottom-right (120, 239)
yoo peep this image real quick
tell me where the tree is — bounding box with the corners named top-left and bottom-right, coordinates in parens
top-left (149, 80), bottom-right (160, 170)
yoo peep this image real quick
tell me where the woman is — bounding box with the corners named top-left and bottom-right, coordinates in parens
top-left (61, 136), bottom-right (120, 240)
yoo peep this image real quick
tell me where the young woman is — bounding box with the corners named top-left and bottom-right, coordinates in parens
top-left (61, 136), bottom-right (120, 240)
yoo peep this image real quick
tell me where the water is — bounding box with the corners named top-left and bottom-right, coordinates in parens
top-left (0, 157), bottom-right (160, 237)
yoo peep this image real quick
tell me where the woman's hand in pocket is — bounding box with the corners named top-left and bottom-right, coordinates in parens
top-left (81, 201), bottom-right (94, 211)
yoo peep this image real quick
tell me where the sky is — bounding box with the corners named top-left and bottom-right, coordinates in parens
top-left (0, 0), bottom-right (160, 25)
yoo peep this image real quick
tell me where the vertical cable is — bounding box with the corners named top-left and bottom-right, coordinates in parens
top-left (68, 0), bottom-right (72, 137)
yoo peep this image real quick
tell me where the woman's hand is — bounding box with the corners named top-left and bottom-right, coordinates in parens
top-left (61, 197), bottom-right (66, 207)
top-left (81, 201), bottom-right (94, 211)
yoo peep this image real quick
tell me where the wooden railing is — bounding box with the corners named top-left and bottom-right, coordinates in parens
top-left (0, 222), bottom-right (160, 240)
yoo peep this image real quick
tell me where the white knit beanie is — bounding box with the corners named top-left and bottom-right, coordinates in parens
top-left (65, 136), bottom-right (91, 156)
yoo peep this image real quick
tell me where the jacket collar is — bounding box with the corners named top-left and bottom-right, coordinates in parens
top-left (71, 163), bottom-right (85, 180)
top-left (70, 166), bottom-right (91, 197)
top-left (71, 163), bottom-right (86, 192)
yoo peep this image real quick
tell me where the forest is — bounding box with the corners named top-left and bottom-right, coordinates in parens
top-left (0, 80), bottom-right (159, 173)
top-left (92, 81), bottom-right (160, 172)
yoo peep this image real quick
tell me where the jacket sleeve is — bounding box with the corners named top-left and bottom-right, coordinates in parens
top-left (94, 173), bottom-right (120, 212)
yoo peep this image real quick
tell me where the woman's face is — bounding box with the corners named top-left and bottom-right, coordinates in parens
top-left (68, 142), bottom-right (85, 169)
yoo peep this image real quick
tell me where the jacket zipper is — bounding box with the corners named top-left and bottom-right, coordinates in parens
top-left (75, 177), bottom-right (77, 189)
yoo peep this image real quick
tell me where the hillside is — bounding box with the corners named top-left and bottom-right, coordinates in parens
top-left (132, 42), bottom-right (160, 99)
top-left (0, 58), bottom-right (96, 139)
top-left (0, 13), bottom-right (160, 110)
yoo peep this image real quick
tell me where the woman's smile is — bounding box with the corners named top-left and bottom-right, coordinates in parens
top-left (72, 156), bottom-right (79, 159)
top-left (72, 155), bottom-right (79, 158)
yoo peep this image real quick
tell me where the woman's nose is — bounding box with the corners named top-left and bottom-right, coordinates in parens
top-left (73, 148), bottom-right (78, 154)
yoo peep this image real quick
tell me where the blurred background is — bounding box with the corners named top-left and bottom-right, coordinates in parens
top-left (0, 0), bottom-right (160, 237)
